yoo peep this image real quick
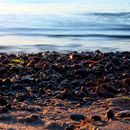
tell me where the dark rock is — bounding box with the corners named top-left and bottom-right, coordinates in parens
top-left (0, 115), bottom-right (16, 123)
top-left (123, 78), bottom-right (130, 85)
top-left (74, 69), bottom-right (88, 77)
top-left (69, 53), bottom-right (81, 60)
top-left (16, 93), bottom-right (30, 102)
top-left (0, 106), bottom-right (8, 113)
top-left (82, 97), bottom-right (95, 105)
top-left (75, 90), bottom-right (87, 98)
top-left (116, 110), bottom-right (130, 118)
top-left (106, 109), bottom-right (115, 120)
top-left (6, 103), bottom-right (12, 110)
top-left (70, 113), bottom-right (85, 121)
top-left (11, 84), bottom-right (23, 90)
top-left (91, 115), bottom-right (102, 121)
top-left (61, 89), bottom-right (72, 99)
top-left (65, 125), bottom-right (75, 130)
top-left (95, 50), bottom-right (101, 54)
top-left (2, 78), bottom-right (11, 85)
top-left (7, 128), bottom-right (15, 130)
top-left (122, 73), bottom-right (130, 78)
top-left (0, 98), bottom-right (8, 106)
top-left (105, 62), bottom-right (116, 70)
top-left (95, 85), bottom-right (109, 97)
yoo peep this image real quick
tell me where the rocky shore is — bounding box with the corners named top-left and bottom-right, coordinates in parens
top-left (0, 51), bottom-right (130, 130)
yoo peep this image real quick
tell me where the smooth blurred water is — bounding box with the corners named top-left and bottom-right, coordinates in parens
top-left (0, 0), bottom-right (130, 53)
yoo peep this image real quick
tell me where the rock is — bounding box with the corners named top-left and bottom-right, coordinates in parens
top-left (74, 69), bottom-right (88, 77)
top-left (26, 60), bottom-right (35, 67)
top-left (95, 85), bottom-right (109, 97)
top-left (6, 103), bottom-right (12, 110)
top-left (0, 106), bottom-right (8, 113)
top-left (69, 53), bottom-right (81, 60)
top-left (65, 125), bottom-right (75, 130)
top-left (43, 63), bottom-right (49, 69)
top-left (116, 110), bottom-right (130, 118)
top-left (18, 114), bottom-right (39, 123)
top-left (75, 90), bottom-right (87, 98)
top-left (0, 98), bottom-right (8, 106)
top-left (106, 109), bottom-right (115, 120)
top-left (45, 121), bottom-right (63, 130)
top-left (0, 115), bottom-right (15, 122)
top-left (82, 97), bottom-right (95, 105)
top-left (95, 50), bottom-right (101, 54)
top-left (122, 73), bottom-right (130, 78)
top-left (65, 128), bottom-right (74, 130)
top-left (57, 89), bottom-right (72, 99)
top-left (91, 115), bottom-right (102, 121)
top-left (105, 62), bottom-right (116, 70)
top-left (2, 59), bottom-right (10, 64)
top-left (16, 93), bottom-right (30, 102)
top-left (70, 113), bottom-right (85, 121)
top-left (2, 78), bottom-right (11, 85)
top-left (7, 128), bottom-right (15, 130)
top-left (11, 84), bottom-right (23, 90)
top-left (123, 78), bottom-right (130, 85)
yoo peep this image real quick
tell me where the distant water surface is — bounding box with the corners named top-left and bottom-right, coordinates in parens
top-left (0, 0), bottom-right (130, 53)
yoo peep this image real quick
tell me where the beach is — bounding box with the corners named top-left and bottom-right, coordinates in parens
top-left (0, 51), bottom-right (130, 130)
top-left (0, 1), bottom-right (130, 129)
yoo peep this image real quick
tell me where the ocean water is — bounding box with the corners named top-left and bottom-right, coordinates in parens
top-left (0, 0), bottom-right (130, 53)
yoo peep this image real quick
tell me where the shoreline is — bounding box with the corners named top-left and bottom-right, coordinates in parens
top-left (0, 51), bottom-right (130, 130)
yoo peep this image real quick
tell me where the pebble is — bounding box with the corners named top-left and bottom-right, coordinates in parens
top-left (95, 85), bottom-right (109, 97)
top-left (0, 106), bottom-right (8, 113)
top-left (0, 98), bottom-right (8, 106)
top-left (70, 113), bottom-right (85, 121)
top-left (91, 115), bottom-right (102, 121)
top-left (65, 127), bottom-right (74, 130)
top-left (106, 109), bottom-right (115, 120)
top-left (116, 110), bottom-right (130, 118)
top-left (123, 78), bottom-right (130, 85)
top-left (0, 51), bottom-right (130, 113)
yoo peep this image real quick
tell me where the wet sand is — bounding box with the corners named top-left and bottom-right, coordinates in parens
top-left (0, 51), bottom-right (130, 130)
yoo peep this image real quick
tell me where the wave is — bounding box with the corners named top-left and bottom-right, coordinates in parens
top-left (1, 33), bottom-right (130, 39)
top-left (81, 12), bottom-right (130, 17)
top-left (0, 25), bottom-right (130, 32)
top-left (35, 43), bottom-right (81, 47)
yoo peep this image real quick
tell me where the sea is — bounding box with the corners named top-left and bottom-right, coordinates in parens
top-left (0, 0), bottom-right (130, 53)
